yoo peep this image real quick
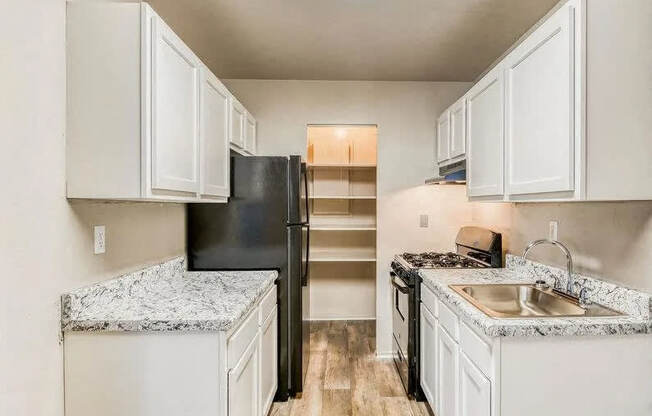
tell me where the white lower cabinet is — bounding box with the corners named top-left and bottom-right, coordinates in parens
top-left (422, 284), bottom-right (490, 416)
top-left (229, 334), bottom-right (260, 416)
top-left (459, 352), bottom-right (490, 416)
top-left (259, 307), bottom-right (278, 416)
top-left (419, 284), bottom-right (652, 416)
top-left (419, 303), bottom-right (437, 406)
top-left (228, 286), bottom-right (277, 416)
top-left (63, 285), bottom-right (278, 416)
top-left (437, 325), bottom-right (459, 416)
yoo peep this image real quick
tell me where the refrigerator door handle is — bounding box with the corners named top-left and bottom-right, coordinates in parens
top-left (302, 163), bottom-right (310, 225)
top-left (302, 224), bottom-right (310, 287)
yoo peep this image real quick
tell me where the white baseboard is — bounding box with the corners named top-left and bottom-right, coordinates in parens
top-left (376, 351), bottom-right (394, 359)
top-left (308, 317), bottom-right (376, 321)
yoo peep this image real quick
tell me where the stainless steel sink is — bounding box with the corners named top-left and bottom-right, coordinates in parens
top-left (449, 284), bottom-right (623, 318)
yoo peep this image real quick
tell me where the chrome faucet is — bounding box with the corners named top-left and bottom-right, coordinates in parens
top-left (523, 239), bottom-right (575, 296)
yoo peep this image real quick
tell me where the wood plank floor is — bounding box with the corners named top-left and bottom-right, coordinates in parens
top-left (269, 321), bottom-right (431, 416)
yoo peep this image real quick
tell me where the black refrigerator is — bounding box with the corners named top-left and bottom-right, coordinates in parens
top-left (187, 154), bottom-right (310, 401)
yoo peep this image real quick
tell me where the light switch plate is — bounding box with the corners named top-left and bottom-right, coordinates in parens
top-left (549, 221), bottom-right (558, 241)
top-left (94, 225), bottom-right (106, 254)
top-left (419, 214), bottom-right (429, 228)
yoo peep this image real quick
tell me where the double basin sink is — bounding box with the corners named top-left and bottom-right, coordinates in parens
top-left (450, 284), bottom-right (622, 318)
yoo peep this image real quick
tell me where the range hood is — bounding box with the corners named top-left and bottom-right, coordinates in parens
top-left (425, 160), bottom-right (466, 185)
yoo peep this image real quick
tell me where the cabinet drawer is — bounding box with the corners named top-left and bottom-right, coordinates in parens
top-left (460, 322), bottom-right (492, 379)
top-left (438, 299), bottom-right (460, 341)
top-left (421, 284), bottom-right (438, 318)
top-left (228, 307), bottom-right (259, 369)
top-left (259, 285), bottom-right (277, 325)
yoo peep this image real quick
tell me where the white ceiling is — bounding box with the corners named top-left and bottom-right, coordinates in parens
top-left (147, 0), bottom-right (560, 81)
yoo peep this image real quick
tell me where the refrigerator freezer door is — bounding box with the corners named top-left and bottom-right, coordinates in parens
top-left (187, 155), bottom-right (289, 270)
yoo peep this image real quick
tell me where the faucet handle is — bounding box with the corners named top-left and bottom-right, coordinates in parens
top-left (578, 287), bottom-right (592, 307)
top-left (550, 275), bottom-right (562, 291)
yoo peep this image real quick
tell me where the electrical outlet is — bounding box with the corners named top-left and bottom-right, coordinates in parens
top-left (549, 221), bottom-right (558, 241)
top-left (94, 225), bottom-right (106, 254)
top-left (419, 214), bottom-right (429, 228)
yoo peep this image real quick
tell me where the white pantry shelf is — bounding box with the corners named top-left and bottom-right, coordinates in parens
top-left (309, 195), bottom-right (376, 200)
top-left (307, 163), bottom-right (376, 169)
top-left (310, 249), bottom-right (377, 262)
top-left (310, 224), bottom-right (377, 231)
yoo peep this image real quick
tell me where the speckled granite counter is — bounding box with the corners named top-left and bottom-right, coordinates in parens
top-left (61, 257), bottom-right (277, 332)
top-left (419, 255), bottom-right (652, 338)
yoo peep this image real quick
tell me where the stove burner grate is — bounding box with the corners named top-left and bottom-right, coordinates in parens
top-left (400, 251), bottom-right (487, 269)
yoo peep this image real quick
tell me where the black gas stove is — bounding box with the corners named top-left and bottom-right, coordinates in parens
top-left (399, 251), bottom-right (489, 269)
top-left (390, 226), bottom-right (502, 400)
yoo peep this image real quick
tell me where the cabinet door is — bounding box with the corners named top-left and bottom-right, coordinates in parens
top-left (229, 97), bottom-right (245, 149)
top-left (437, 111), bottom-right (451, 163)
top-left (150, 15), bottom-right (200, 194)
top-left (199, 68), bottom-right (230, 198)
top-left (420, 303), bottom-right (438, 407)
top-left (505, 4), bottom-right (576, 196)
top-left (259, 307), bottom-right (277, 416)
top-left (308, 126), bottom-right (351, 165)
top-left (228, 335), bottom-right (259, 416)
top-left (450, 99), bottom-right (466, 159)
top-left (244, 111), bottom-right (256, 155)
top-left (467, 67), bottom-right (505, 197)
top-left (350, 126), bottom-right (377, 165)
top-left (459, 352), bottom-right (491, 416)
top-left (438, 326), bottom-right (459, 416)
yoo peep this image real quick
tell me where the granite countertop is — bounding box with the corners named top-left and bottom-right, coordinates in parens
top-left (419, 255), bottom-right (652, 338)
top-left (61, 257), bottom-right (277, 332)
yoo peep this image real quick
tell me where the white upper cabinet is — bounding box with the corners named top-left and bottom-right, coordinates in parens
top-left (466, 66), bottom-right (504, 198)
top-left (150, 14), bottom-right (201, 194)
top-left (66, 2), bottom-right (254, 202)
top-left (504, 2), bottom-right (577, 197)
top-left (244, 111), bottom-right (257, 155)
top-left (437, 111), bottom-right (451, 163)
top-left (229, 97), bottom-right (246, 149)
top-left (199, 69), bottom-right (230, 198)
top-left (455, 0), bottom-right (606, 202)
top-left (438, 97), bottom-right (466, 167)
top-left (228, 97), bottom-right (258, 156)
top-left (449, 99), bottom-right (466, 160)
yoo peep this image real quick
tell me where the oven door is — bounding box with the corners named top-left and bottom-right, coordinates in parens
top-left (391, 271), bottom-right (410, 389)
top-left (392, 272), bottom-right (410, 354)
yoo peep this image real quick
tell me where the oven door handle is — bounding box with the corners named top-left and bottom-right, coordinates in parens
top-left (391, 275), bottom-right (410, 294)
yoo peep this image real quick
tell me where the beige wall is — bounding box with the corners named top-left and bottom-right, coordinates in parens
top-left (510, 202), bottom-right (652, 293)
top-left (223, 79), bottom-right (511, 354)
top-left (0, 2), bottom-right (185, 414)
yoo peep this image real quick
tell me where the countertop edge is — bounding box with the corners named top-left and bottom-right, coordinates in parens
top-left (419, 270), bottom-right (651, 338)
top-left (61, 265), bottom-right (277, 334)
